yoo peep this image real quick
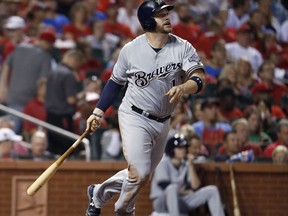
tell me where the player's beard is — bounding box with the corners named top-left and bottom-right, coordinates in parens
top-left (156, 22), bottom-right (172, 34)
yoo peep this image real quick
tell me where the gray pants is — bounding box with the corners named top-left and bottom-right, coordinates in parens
top-left (152, 184), bottom-right (225, 216)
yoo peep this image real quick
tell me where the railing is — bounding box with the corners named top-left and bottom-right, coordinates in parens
top-left (0, 103), bottom-right (91, 161)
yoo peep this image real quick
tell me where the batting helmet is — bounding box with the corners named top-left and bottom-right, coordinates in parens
top-left (137, 0), bottom-right (174, 31)
top-left (165, 134), bottom-right (188, 158)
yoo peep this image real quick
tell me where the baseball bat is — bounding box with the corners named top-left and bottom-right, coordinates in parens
top-left (229, 164), bottom-right (241, 216)
top-left (26, 129), bottom-right (90, 196)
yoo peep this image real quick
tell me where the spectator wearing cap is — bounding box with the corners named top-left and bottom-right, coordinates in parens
top-left (256, 60), bottom-right (288, 105)
top-left (225, 24), bottom-right (263, 73)
top-left (0, 127), bottom-right (28, 160)
top-left (264, 119), bottom-right (288, 158)
top-left (191, 98), bottom-right (232, 156)
top-left (0, 30), bottom-right (56, 134)
top-left (1, 15), bottom-right (34, 63)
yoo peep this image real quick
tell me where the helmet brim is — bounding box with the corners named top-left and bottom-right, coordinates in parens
top-left (153, 5), bottom-right (174, 14)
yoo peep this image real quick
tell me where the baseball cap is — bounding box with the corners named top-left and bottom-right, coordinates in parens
top-left (0, 128), bottom-right (23, 142)
top-left (5, 16), bottom-right (25, 29)
top-left (237, 24), bottom-right (251, 34)
top-left (39, 31), bottom-right (56, 44)
top-left (201, 98), bottom-right (219, 110)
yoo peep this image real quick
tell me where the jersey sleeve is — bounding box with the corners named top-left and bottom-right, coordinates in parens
top-left (153, 158), bottom-right (171, 184)
top-left (182, 42), bottom-right (205, 78)
top-left (110, 45), bottom-right (129, 86)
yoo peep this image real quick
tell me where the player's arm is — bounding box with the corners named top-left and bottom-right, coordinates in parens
top-left (166, 68), bottom-right (206, 104)
top-left (86, 79), bottom-right (124, 133)
top-left (187, 154), bottom-right (201, 190)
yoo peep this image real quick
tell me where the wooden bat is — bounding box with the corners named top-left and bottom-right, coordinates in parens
top-left (26, 129), bottom-right (90, 196)
top-left (229, 164), bottom-right (241, 216)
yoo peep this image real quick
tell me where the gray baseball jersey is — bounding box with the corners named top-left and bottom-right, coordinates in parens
top-left (91, 33), bottom-right (204, 214)
top-left (111, 33), bottom-right (204, 117)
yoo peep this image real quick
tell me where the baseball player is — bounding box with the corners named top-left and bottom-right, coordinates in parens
top-left (85, 0), bottom-right (206, 215)
top-left (150, 134), bottom-right (225, 216)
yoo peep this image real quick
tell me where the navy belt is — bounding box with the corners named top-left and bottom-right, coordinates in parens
top-left (131, 105), bottom-right (171, 123)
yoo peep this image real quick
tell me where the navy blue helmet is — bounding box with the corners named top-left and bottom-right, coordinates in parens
top-left (165, 134), bottom-right (188, 157)
top-left (137, 0), bottom-right (174, 31)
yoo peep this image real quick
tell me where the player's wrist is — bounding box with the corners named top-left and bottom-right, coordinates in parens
top-left (92, 108), bottom-right (104, 118)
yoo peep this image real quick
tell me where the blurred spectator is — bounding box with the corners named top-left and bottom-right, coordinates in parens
top-left (225, 0), bottom-right (250, 29)
top-left (232, 118), bottom-right (263, 157)
top-left (85, 19), bottom-right (120, 62)
top-left (19, 130), bottom-right (56, 161)
top-left (103, 2), bottom-right (135, 40)
top-left (41, 0), bottom-right (70, 35)
top-left (218, 63), bottom-right (237, 88)
top-left (150, 134), bottom-right (225, 216)
top-left (265, 44), bottom-right (286, 84)
top-left (272, 145), bottom-right (288, 164)
top-left (204, 40), bottom-right (227, 79)
top-left (172, 2), bottom-right (203, 48)
top-left (100, 116), bottom-right (123, 160)
top-left (117, 0), bottom-right (141, 35)
top-left (1, 15), bottom-right (34, 64)
top-left (256, 60), bottom-right (288, 105)
top-left (247, 9), bottom-right (266, 46)
top-left (23, 78), bottom-right (47, 142)
top-left (0, 115), bottom-right (14, 129)
top-left (187, 133), bottom-right (209, 162)
top-left (191, 98), bottom-right (231, 156)
top-left (235, 57), bottom-right (257, 107)
top-left (280, 19), bottom-right (288, 43)
top-left (257, 0), bottom-right (281, 40)
top-left (77, 41), bottom-right (103, 80)
top-left (169, 99), bottom-right (192, 136)
top-left (243, 106), bottom-right (272, 148)
top-left (217, 87), bottom-right (243, 122)
top-left (0, 127), bottom-right (28, 159)
top-left (225, 24), bottom-right (263, 73)
top-left (264, 118), bottom-right (288, 157)
top-left (190, 99), bottom-right (203, 123)
top-left (45, 49), bottom-right (85, 156)
top-left (197, 18), bottom-right (225, 58)
top-left (63, 2), bottom-right (92, 42)
top-left (214, 130), bottom-right (241, 162)
top-left (0, 30), bottom-right (56, 134)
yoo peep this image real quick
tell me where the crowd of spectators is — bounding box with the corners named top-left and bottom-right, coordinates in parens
top-left (0, 0), bottom-right (287, 163)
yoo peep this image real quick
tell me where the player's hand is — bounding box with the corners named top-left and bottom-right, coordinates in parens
top-left (86, 108), bottom-right (104, 134)
top-left (187, 154), bottom-right (195, 163)
top-left (165, 85), bottom-right (184, 104)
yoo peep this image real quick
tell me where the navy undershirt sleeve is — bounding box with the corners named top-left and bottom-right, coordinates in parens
top-left (96, 79), bottom-right (124, 112)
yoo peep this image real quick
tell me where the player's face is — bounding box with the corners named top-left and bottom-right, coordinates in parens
top-left (153, 9), bottom-right (172, 33)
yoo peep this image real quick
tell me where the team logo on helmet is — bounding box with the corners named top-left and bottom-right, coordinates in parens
top-left (155, 0), bottom-right (164, 5)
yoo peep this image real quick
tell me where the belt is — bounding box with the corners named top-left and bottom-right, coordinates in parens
top-left (131, 105), bottom-right (171, 123)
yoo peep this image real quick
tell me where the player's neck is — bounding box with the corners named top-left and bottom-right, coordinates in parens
top-left (145, 33), bottom-right (169, 49)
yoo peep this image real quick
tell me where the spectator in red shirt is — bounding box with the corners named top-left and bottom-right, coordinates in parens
top-left (63, 2), bottom-right (92, 42)
top-left (256, 60), bottom-right (288, 105)
top-left (264, 119), bottom-right (288, 157)
top-left (23, 78), bottom-right (47, 142)
top-left (103, 2), bottom-right (135, 40)
top-left (217, 87), bottom-right (243, 123)
top-left (172, 2), bottom-right (202, 49)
